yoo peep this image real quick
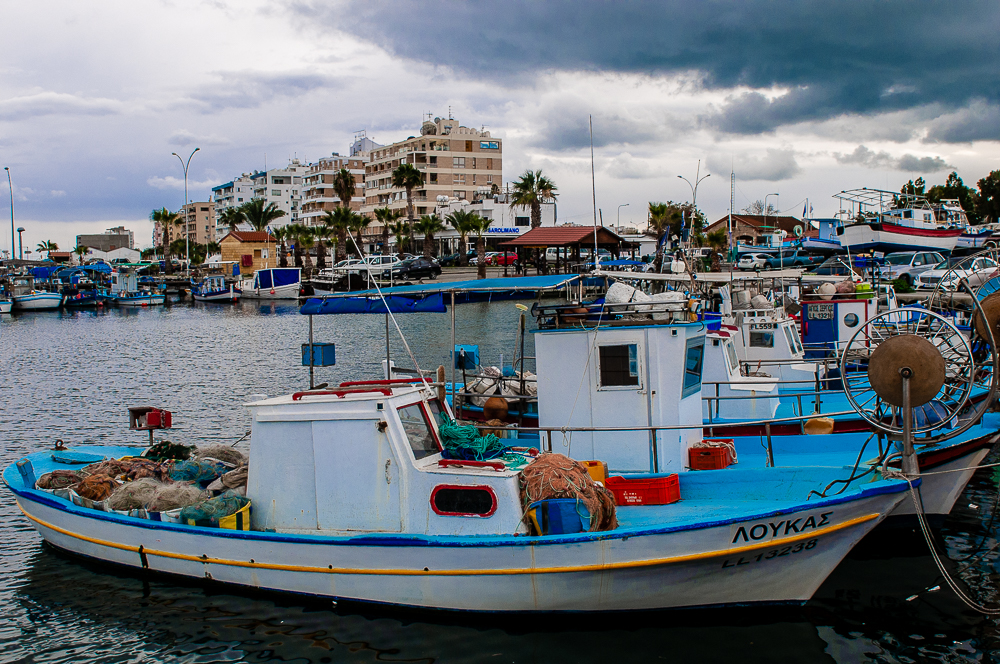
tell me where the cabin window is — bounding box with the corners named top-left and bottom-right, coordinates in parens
top-left (397, 403), bottom-right (441, 460)
top-left (683, 338), bottom-right (705, 398)
top-left (725, 340), bottom-right (739, 372)
top-left (782, 324), bottom-right (802, 355)
top-left (430, 485), bottom-right (497, 517)
top-left (844, 313), bottom-right (859, 328)
top-left (750, 331), bottom-right (774, 348)
top-left (598, 344), bottom-right (639, 387)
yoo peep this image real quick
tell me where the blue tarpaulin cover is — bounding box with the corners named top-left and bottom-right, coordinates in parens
top-left (326, 274), bottom-right (583, 299)
top-left (300, 292), bottom-right (447, 315)
top-left (256, 268), bottom-right (299, 289)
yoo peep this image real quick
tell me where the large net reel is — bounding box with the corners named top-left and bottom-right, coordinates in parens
top-left (840, 309), bottom-right (981, 440)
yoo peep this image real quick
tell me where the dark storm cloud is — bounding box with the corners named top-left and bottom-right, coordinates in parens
top-left (834, 145), bottom-right (952, 172)
top-left (301, 0), bottom-right (1000, 140)
top-left (183, 71), bottom-right (339, 113)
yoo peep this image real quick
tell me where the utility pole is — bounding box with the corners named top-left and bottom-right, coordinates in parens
top-left (5, 167), bottom-right (13, 261)
top-left (678, 160), bottom-right (710, 248)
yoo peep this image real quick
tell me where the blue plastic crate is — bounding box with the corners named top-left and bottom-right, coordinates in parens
top-left (526, 499), bottom-right (590, 535)
top-left (301, 343), bottom-right (336, 367)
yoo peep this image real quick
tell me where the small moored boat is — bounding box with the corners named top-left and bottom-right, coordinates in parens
top-left (191, 275), bottom-right (240, 302)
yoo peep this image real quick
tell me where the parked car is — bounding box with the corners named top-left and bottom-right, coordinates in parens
top-left (809, 256), bottom-right (862, 278)
top-left (914, 256), bottom-right (1000, 290)
top-left (487, 251), bottom-right (518, 266)
top-left (390, 257), bottom-right (442, 280)
top-left (361, 255), bottom-right (403, 273)
top-left (878, 251), bottom-right (946, 285)
top-left (438, 253), bottom-right (461, 267)
top-left (736, 253), bottom-right (771, 270)
top-left (761, 250), bottom-right (824, 270)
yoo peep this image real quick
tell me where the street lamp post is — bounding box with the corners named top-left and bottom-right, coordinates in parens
top-left (677, 160), bottom-right (710, 247)
top-left (16, 227), bottom-right (24, 260)
top-left (764, 192), bottom-right (779, 269)
top-left (4, 167), bottom-right (13, 261)
top-left (617, 203), bottom-right (629, 231)
top-left (172, 148), bottom-right (200, 274)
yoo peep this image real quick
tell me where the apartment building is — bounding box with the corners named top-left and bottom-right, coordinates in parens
top-left (299, 153), bottom-right (369, 226)
top-left (212, 159), bottom-right (306, 236)
top-left (179, 202), bottom-right (215, 245)
top-left (361, 116), bottom-right (503, 220)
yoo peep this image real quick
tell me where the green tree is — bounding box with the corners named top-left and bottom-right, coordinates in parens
top-left (333, 168), bottom-right (355, 209)
top-left (647, 202), bottom-right (671, 274)
top-left (240, 198), bottom-right (286, 232)
top-left (414, 214), bottom-right (445, 258)
top-left (271, 227), bottom-right (289, 267)
top-left (742, 200), bottom-right (779, 216)
top-left (387, 219), bottom-right (410, 256)
top-left (706, 230), bottom-right (727, 271)
top-left (73, 245), bottom-right (88, 264)
top-left (375, 206), bottom-right (403, 256)
top-left (977, 170), bottom-right (1000, 224)
top-left (285, 224), bottom-right (304, 268)
top-left (35, 240), bottom-right (58, 260)
top-left (927, 171), bottom-right (980, 223)
top-left (150, 207), bottom-right (181, 275)
top-left (446, 209), bottom-right (478, 266)
top-left (206, 241), bottom-right (221, 256)
top-left (510, 169), bottom-right (558, 229)
top-left (391, 163), bottom-right (424, 239)
top-left (298, 227), bottom-right (316, 278)
top-left (312, 223), bottom-right (331, 270)
top-left (466, 214), bottom-right (492, 279)
top-left (218, 206), bottom-right (245, 233)
top-left (324, 207), bottom-right (353, 262)
top-left (349, 212), bottom-right (372, 258)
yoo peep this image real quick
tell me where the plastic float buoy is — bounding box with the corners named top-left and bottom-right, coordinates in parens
top-left (270, 289), bottom-right (276, 295)
top-left (483, 396), bottom-right (509, 421)
top-left (803, 417), bottom-right (835, 435)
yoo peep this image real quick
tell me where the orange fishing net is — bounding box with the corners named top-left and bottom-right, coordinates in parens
top-left (75, 474), bottom-right (118, 501)
top-left (519, 453), bottom-right (618, 531)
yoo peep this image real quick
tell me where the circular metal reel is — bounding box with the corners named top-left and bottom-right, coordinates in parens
top-left (840, 308), bottom-right (977, 438)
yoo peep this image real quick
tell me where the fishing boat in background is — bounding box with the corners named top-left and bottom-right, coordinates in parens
top-left (109, 268), bottom-right (165, 307)
top-left (10, 276), bottom-right (63, 310)
top-left (834, 188), bottom-right (964, 254)
top-left (191, 275), bottom-right (240, 302)
top-left (240, 267), bottom-right (301, 300)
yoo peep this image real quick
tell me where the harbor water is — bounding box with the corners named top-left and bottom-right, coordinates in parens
top-left (3, 301), bottom-right (1000, 662)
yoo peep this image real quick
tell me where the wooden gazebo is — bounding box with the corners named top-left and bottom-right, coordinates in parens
top-left (499, 226), bottom-right (636, 274)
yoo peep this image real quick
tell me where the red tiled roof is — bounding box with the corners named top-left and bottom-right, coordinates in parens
top-left (220, 230), bottom-right (275, 243)
top-left (499, 226), bottom-right (626, 247)
top-left (705, 215), bottom-right (802, 234)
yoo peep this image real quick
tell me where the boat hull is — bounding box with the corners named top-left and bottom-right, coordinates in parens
top-left (113, 294), bottom-right (166, 307)
top-left (12, 293), bottom-right (63, 310)
top-left (6, 471), bottom-right (906, 612)
top-left (837, 221), bottom-right (962, 254)
top-left (0, 299), bottom-right (11, 313)
top-left (192, 289), bottom-right (241, 302)
top-left (240, 282), bottom-right (300, 300)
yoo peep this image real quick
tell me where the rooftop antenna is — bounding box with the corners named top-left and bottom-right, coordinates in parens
top-left (448, 105), bottom-right (453, 120)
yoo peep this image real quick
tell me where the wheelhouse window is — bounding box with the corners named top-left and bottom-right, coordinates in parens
top-left (750, 331), bottom-right (774, 348)
top-left (397, 403), bottom-right (441, 460)
top-left (431, 485), bottom-right (497, 517)
top-left (598, 344), bottom-right (639, 387)
top-left (725, 340), bottom-right (739, 372)
top-left (683, 338), bottom-right (705, 398)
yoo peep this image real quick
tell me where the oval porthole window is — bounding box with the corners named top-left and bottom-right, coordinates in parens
top-left (431, 485), bottom-right (497, 517)
top-left (844, 313), bottom-right (859, 327)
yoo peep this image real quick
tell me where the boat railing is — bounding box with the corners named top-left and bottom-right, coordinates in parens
top-left (463, 408), bottom-right (858, 471)
top-left (533, 299), bottom-right (698, 330)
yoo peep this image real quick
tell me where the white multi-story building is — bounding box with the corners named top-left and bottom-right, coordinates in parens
top-left (212, 159), bottom-right (306, 235)
top-left (299, 153), bottom-right (369, 226)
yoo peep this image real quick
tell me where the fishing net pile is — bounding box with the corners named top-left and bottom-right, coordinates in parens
top-left (106, 477), bottom-right (164, 511)
top-left (179, 490), bottom-right (249, 525)
top-left (169, 459), bottom-right (231, 486)
top-left (192, 445), bottom-right (247, 466)
top-left (37, 470), bottom-right (83, 490)
top-left (519, 453), bottom-right (618, 532)
top-left (146, 483), bottom-right (210, 512)
top-left (437, 415), bottom-right (532, 470)
top-left (80, 458), bottom-right (172, 482)
top-left (75, 474), bottom-right (119, 501)
top-left (145, 441), bottom-right (194, 461)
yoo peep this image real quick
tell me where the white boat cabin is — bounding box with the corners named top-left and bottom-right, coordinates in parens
top-left (534, 320), bottom-right (705, 474)
top-left (245, 385), bottom-right (527, 536)
top-left (724, 305), bottom-right (820, 386)
top-left (110, 268), bottom-right (139, 295)
top-left (702, 329), bottom-right (779, 422)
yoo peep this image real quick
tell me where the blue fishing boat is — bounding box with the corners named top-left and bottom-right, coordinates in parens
top-left (10, 276), bottom-right (63, 311)
top-left (191, 275), bottom-right (240, 302)
top-left (109, 267), bottom-right (164, 307)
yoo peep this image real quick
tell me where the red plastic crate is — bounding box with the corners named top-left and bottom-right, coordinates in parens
top-left (688, 441), bottom-right (735, 470)
top-left (605, 474), bottom-right (680, 506)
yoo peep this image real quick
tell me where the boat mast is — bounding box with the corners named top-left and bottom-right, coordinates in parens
top-left (590, 115), bottom-right (599, 270)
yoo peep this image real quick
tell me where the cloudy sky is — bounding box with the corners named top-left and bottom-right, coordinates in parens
top-left (1, 0), bottom-right (997, 253)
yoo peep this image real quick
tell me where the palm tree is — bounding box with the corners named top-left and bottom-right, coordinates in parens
top-left (323, 208), bottom-right (353, 262)
top-left (706, 230), bottom-right (727, 271)
top-left (391, 163), bottom-right (424, 239)
top-left (349, 213), bottom-right (372, 258)
top-left (218, 207), bottom-right (245, 233)
top-left (647, 202), bottom-right (671, 274)
top-left (333, 168), bottom-right (356, 210)
top-left (375, 206), bottom-right (402, 256)
top-left (415, 214), bottom-right (445, 259)
top-left (312, 223), bottom-right (332, 270)
top-left (72, 245), bottom-right (88, 264)
top-left (150, 207), bottom-right (181, 275)
top-left (299, 227), bottom-right (316, 278)
top-left (35, 240), bottom-right (58, 260)
top-left (206, 241), bottom-right (221, 256)
top-left (272, 227), bottom-right (289, 267)
top-left (510, 170), bottom-right (558, 229)
top-left (387, 219), bottom-right (410, 256)
top-left (446, 209), bottom-right (477, 266)
top-left (466, 213), bottom-right (492, 279)
top-left (284, 224), bottom-right (304, 267)
top-left (241, 198), bottom-right (286, 232)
